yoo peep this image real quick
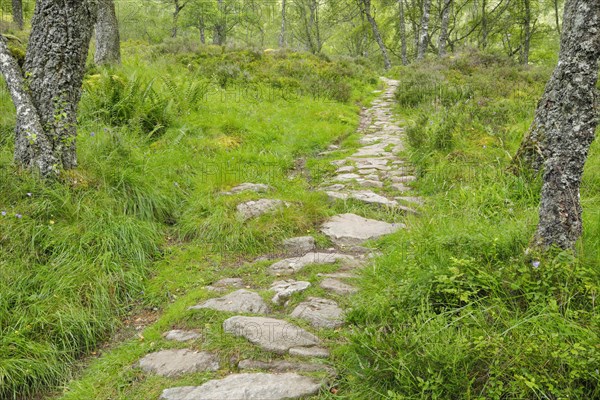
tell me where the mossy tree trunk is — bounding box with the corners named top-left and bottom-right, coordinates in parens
top-left (12, 0), bottom-right (23, 30)
top-left (516, 0), bottom-right (600, 250)
top-left (0, 0), bottom-right (97, 177)
top-left (95, 0), bottom-right (121, 65)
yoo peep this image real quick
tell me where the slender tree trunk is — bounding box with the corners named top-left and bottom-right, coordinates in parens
top-left (172, 0), bottom-right (186, 38)
top-left (213, 0), bottom-right (226, 45)
top-left (399, 0), bottom-right (408, 64)
top-left (95, 0), bottom-right (121, 65)
top-left (480, 0), bottom-right (488, 49)
top-left (11, 0), bottom-right (23, 30)
top-left (516, 0), bottom-right (600, 250)
top-left (198, 17), bottom-right (206, 44)
top-left (522, 0), bottom-right (531, 64)
top-left (279, 0), bottom-right (287, 47)
top-left (417, 0), bottom-right (431, 60)
top-left (438, 0), bottom-right (452, 56)
top-left (554, 0), bottom-right (561, 34)
top-left (360, 0), bottom-right (391, 69)
top-left (0, 0), bottom-right (97, 177)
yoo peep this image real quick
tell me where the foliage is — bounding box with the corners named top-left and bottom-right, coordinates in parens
top-left (337, 52), bottom-right (600, 399)
top-left (0, 47), bottom-right (376, 398)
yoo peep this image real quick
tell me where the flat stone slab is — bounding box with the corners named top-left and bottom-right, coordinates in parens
top-left (282, 236), bottom-right (316, 255)
top-left (289, 346), bottom-right (330, 358)
top-left (160, 373), bottom-right (321, 400)
top-left (238, 359), bottom-right (332, 373)
top-left (334, 173), bottom-right (361, 181)
top-left (139, 349), bottom-right (219, 377)
top-left (291, 297), bottom-right (344, 329)
top-left (326, 190), bottom-right (398, 207)
top-left (163, 330), bottom-right (202, 342)
top-left (223, 316), bottom-right (319, 354)
top-left (270, 280), bottom-right (311, 305)
top-left (320, 278), bottom-right (358, 295)
top-left (223, 183), bottom-right (271, 195)
top-left (237, 199), bottom-right (288, 220)
top-left (321, 213), bottom-right (404, 246)
top-left (268, 252), bottom-right (355, 275)
top-left (189, 289), bottom-right (269, 314)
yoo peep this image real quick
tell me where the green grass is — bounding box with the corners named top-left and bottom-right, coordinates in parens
top-left (0, 44), bottom-right (377, 399)
top-left (335, 53), bottom-right (600, 399)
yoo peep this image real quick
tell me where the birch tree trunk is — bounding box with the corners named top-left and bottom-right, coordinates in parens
top-left (417, 0), bottom-right (432, 60)
top-left (0, 0), bottom-right (97, 177)
top-left (279, 0), bottom-right (287, 47)
top-left (12, 0), bottom-right (23, 30)
top-left (438, 0), bottom-right (452, 56)
top-left (399, 0), bottom-right (408, 65)
top-left (518, 0), bottom-right (600, 250)
top-left (95, 0), bottom-right (121, 65)
top-left (554, 0), bottom-right (561, 34)
top-left (213, 0), bottom-right (227, 45)
top-left (522, 0), bottom-right (531, 65)
top-left (360, 0), bottom-right (391, 69)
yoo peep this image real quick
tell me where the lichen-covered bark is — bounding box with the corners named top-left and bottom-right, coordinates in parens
top-left (360, 0), bottom-right (391, 70)
top-left (530, 0), bottom-right (600, 249)
top-left (438, 0), bottom-right (452, 57)
top-left (12, 0), bottom-right (23, 29)
top-left (95, 0), bottom-right (121, 65)
top-left (14, 0), bottom-right (97, 175)
top-left (0, 36), bottom-right (56, 176)
top-left (398, 0), bottom-right (408, 65)
top-left (417, 0), bottom-right (432, 60)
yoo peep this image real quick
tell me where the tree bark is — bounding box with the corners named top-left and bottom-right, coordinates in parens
top-left (360, 0), bottom-right (391, 69)
top-left (172, 0), bottom-right (187, 38)
top-left (0, 0), bottom-right (97, 176)
top-left (198, 16), bottom-right (206, 44)
top-left (520, 0), bottom-right (600, 250)
top-left (522, 0), bottom-right (531, 65)
top-left (12, 0), bottom-right (23, 30)
top-left (480, 0), bottom-right (488, 49)
top-left (417, 0), bottom-right (432, 60)
top-left (438, 0), bottom-right (452, 56)
top-left (213, 0), bottom-right (227, 45)
top-left (279, 0), bottom-right (287, 47)
top-left (95, 0), bottom-right (121, 65)
top-left (554, 0), bottom-right (561, 34)
top-left (399, 0), bottom-right (408, 65)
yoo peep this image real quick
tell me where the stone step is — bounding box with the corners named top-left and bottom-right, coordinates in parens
top-left (321, 213), bottom-right (404, 246)
top-left (138, 349), bottom-right (219, 377)
top-left (189, 289), bottom-right (270, 315)
top-left (291, 297), bottom-right (345, 329)
top-left (223, 316), bottom-right (319, 354)
top-left (238, 359), bottom-right (334, 374)
top-left (160, 373), bottom-right (321, 400)
top-left (267, 252), bottom-right (357, 275)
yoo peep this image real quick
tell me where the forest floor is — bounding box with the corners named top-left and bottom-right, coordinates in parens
top-left (55, 77), bottom-right (419, 399)
top-left (2, 47), bottom-right (599, 400)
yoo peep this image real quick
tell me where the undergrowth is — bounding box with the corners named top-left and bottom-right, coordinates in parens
top-left (0, 44), bottom-right (376, 398)
top-left (337, 53), bottom-right (600, 399)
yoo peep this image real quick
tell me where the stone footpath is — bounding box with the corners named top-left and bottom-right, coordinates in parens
top-left (137, 78), bottom-right (422, 399)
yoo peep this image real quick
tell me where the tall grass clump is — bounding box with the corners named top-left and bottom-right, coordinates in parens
top-left (338, 52), bottom-right (600, 399)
